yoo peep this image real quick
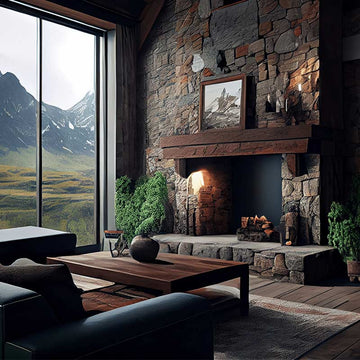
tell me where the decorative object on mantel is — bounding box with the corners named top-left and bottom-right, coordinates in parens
top-left (265, 94), bottom-right (274, 113)
top-left (328, 175), bottom-right (360, 282)
top-left (199, 73), bottom-right (246, 131)
top-left (129, 233), bottom-right (159, 263)
top-left (275, 90), bottom-right (284, 113)
top-left (284, 86), bottom-right (307, 126)
top-left (216, 50), bottom-right (230, 74)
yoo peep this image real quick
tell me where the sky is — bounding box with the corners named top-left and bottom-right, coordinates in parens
top-left (0, 6), bottom-right (95, 110)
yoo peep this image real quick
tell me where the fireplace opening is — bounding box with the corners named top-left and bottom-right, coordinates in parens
top-left (185, 155), bottom-right (282, 237)
top-left (231, 155), bottom-right (282, 232)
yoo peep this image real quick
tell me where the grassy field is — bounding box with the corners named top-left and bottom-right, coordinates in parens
top-left (0, 157), bottom-right (96, 246)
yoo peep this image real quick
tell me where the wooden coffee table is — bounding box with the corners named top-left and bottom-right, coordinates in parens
top-left (47, 251), bottom-right (249, 315)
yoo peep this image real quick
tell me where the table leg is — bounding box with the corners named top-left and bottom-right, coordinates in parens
top-left (239, 265), bottom-right (249, 316)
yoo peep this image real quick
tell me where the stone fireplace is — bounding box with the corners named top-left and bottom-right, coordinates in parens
top-left (169, 152), bottom-right (320, 245)
top-left (138, 0), bottom-right (343, 249)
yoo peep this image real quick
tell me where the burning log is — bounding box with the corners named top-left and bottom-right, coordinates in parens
top-left (237, 215), bottom-right (280, 242)
top-left (264, 229), bottom-right (280, 242)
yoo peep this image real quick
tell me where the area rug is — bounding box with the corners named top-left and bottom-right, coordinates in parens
top-left (79, 281), bottom-right (360, 359)
top-left (211, 285), bottom-right (360, 360)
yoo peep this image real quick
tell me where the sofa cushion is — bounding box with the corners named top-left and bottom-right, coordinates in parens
top-left (0, 226), bottom-right (76, 265)
top-left (0, 258), bottom-right (85, 323)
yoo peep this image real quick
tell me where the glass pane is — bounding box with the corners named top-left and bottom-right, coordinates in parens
top-left (0, 7), bottom-right (37, 228)
top-left (42, 21), bottom-right (96, 246)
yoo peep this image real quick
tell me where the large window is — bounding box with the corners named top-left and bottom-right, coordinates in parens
top-left (0, 5), bottom-right (102, 246)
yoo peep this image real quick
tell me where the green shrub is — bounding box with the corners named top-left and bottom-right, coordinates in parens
top-left (328, 175), bottom-right (360, 261)
top-left (115, 172), bottom-right (168, 243)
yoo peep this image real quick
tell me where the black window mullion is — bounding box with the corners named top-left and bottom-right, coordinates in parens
top-left (95, 34), bottom-right (100, 245)
top-left (36, 17), bottom-right (42, 227)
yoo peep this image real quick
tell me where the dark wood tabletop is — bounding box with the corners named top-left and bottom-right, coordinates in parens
top-left (47, 251), bottom-right (249, 314)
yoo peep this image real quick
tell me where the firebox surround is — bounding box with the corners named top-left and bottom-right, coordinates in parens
top-left (160, 124), bottom-right (336, 245)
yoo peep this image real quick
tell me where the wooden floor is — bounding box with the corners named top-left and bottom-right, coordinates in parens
top-left (224, 275), bottom-right (360, 359)
top-left (248, 276), bottom-right (360, 314)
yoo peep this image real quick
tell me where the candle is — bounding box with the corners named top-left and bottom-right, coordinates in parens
top-left (285, 98), bottom-right (288, 112)
top-left (298, 83), bottom-right (302, 92)
top-left (276, 98), bottom-right (280, 113)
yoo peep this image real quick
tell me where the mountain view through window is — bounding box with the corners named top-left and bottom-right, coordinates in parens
top-left (0, 7), bottom-right (97, 245)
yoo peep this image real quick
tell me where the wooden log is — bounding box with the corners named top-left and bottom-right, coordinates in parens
top-left (262, 222), bottom-right (274, 230)
top-left (264, 229), bottom-right (281, 242)
top-left (241, 217), bottom-right (249, 228)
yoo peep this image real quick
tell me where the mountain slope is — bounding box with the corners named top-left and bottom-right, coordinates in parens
top-left (0, 72), bottom-right (95, 156)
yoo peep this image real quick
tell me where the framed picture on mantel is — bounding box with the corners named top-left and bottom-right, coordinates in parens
top-left (199, 74), bottom-right (246, 131)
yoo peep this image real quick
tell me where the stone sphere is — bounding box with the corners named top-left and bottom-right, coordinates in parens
top-left (129, 234), bottom-right (159, 262)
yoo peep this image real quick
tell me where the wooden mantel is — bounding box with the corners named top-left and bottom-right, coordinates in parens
top-left (160, 125), bottom-right (336, 159)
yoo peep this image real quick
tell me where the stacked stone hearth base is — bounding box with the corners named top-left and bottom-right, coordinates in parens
top-left (153, 234), bottom-right (344, 285)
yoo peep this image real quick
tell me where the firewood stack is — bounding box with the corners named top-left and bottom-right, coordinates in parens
top-left (237, 215), bottom-right (280, 242)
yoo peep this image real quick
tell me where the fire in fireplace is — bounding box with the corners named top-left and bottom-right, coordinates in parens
top-left (237, 215), bottom-right (280, 242)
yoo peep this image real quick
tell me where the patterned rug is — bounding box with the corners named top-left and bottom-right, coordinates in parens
top-left (80, 283), bottom-right (360, 360)
top-left (211, 285), bottom-right (360, 360)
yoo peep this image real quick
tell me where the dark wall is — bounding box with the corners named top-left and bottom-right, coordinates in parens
top-left (341, 3), bottom-right (360, 200)
top-left (231, 155), bottom-right (282, 230)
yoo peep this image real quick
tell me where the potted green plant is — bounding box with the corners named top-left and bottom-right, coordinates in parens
top-left (115, 172), bottom-right (168, 244)
top-left (328, 175), bottom-right (360, 282)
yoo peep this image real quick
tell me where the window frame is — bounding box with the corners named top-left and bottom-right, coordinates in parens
top-left (0, 1), bottom-right (108, 251)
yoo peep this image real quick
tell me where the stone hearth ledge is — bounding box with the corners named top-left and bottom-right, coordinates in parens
top-left (153, 234), bottom-right (340, 285)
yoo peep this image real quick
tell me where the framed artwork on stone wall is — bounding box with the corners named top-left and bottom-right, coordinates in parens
top-left (199, 74), bottom-right (246, 131)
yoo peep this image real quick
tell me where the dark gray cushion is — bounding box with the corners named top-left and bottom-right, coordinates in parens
top-left (0, 226), bottom-right (76, 265)
top-left (0, 258), bottom-right (85, 323)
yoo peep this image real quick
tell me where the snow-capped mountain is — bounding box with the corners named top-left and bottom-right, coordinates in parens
top-left (203, 87), bottom-right (241, 129)
top-left (205, 87), bottom-right (239, 115)
top-left (0, 72), bottom-right (95, 156)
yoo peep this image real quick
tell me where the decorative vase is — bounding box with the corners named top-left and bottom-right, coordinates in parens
top-left (129, 234), bottom-right (159, 263)
top-left (347, 260), bottom-right (360, 282)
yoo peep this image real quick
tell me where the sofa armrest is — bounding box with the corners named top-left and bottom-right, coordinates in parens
top-left (0, 282), bottom-right (59, 359)
top-left (5, 293), bottom-right (214, 359)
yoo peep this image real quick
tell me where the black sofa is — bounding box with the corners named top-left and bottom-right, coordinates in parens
top-left (0, 227), bottom-right (214, 359)
top-left (0, 282), bottom-right (213, 359)
top-left (0, 226), bottom-right (76, 265)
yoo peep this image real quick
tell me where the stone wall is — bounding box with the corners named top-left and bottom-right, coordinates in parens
top-left (282, 154), bottom-right (320, 244)
top-left (193, 162), bottom-right (232, 235)
top-left (137, 0), bottom-right (321, 238)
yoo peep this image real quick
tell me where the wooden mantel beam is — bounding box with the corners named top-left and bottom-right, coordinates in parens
top-left (160, 125), bottom-right (332, 159)
top-left (163, 139), bottom-right (311, 159)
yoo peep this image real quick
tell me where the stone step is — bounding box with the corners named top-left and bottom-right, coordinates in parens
top-left (153, 234), bottom-right (344, 285)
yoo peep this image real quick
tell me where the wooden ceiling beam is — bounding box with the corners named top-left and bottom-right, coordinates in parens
top-left (19, 0), bottom-right (116, 29)
top-left (138, 0), bottom-right (165, 51)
